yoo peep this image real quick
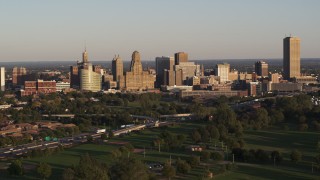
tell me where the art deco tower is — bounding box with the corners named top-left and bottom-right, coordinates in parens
top-left (283, 36), bottom-right (300, 80)
top-left (130, 51), bottom-right (143, 74)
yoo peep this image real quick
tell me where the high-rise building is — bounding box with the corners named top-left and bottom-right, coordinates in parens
top-left (155, 56), bottom-right (174, 87)
top-left (121, 51), bottom-right (155, 91)
top-left (215, 63), bottom-right (230, 83)
top-left (255, 61), bottom-right (268, 77)
top-left (174, 52), bottom-right (188, 65)
top-left (283, 36), bottom-right (300, 80)
top-left (174, 62), bottom-right (201, 84)
top-left (163, 69), bottom-right (175, 86)
top-left (70, 49), bottom-right (102, 92)
top-left (112, 55), bottom-right (123, 82)
top-left (12, 67), bottom-right (27, 86)
top-left (70, 66), bottom-right (79, 88)
top-left (0, 67), bottom-right (5, 91)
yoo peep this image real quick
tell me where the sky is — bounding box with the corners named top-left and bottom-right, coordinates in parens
top-left (0, 0), bottom-right (319, 62)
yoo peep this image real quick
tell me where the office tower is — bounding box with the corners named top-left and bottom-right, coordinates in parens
top-left (79, 49), bottom-right (101, 92)
top-left (0, 67), bottom-right (5, 91)
top-left (174, 52), bottom-right (188, 65)
top-left (80, 65), bottom-right (101, 92)
top-left (164, 69), bottom-right (175, 86)
top-left (70, 49), bottom-right (102, 92)
top-left (70, 66), bottom-right (79, 88)
top-left (215, 63), bottom-right (230, 83)
top-left (255, 61), bottom-right (268, 77)
top-left (112, 55), bottom-right (123, 82)
top-left (283, 36), bottom-right (300, 80)
top-left (269, 73), bottom-right (280, 83)
top-left (12, 67), bottom-right (27, 86)
top-left (174, 62), bottom-right (201, 84)
top-left (155, 56), bottom-right (174, 87)
top-left (130, 51), bottom-right (143, 74)
top-left (175, 69), bottom-right (183, 86)
top-left (123, 51), bottom-right (155, 90)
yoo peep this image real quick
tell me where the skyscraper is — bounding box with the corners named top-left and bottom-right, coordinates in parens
top-left (12, 67), bottom-right (27, 86)
top-left (255, 61), bottom-right (268, 77)
top-left (174, 52), bottom-right (188, 65)
top-left (70, 49), bottom-right (102, 92)
top-left (0, 67), bottom-right (5, 91)
top-left (112, 55), bottom-right (123, 82)
top-left (215, 63), bottom-right (230, 83)
top-left (122, 51), bottom-right (155, 91)
top-left (283, 36), bottom-right (301, 80)
top-left (155, 56), bottom-right (174, 87)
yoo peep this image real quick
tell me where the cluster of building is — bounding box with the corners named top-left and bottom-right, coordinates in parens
top-left (0, 121), bottom-right (76, 138)
top-left (0, 36), bottom-right (317, 98)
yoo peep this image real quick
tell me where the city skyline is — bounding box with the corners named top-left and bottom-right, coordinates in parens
top-left (0, 0), bottom-right (320, 62)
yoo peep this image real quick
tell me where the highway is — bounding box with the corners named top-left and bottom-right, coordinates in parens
top-left (0, 122), bottom-right (168, 159)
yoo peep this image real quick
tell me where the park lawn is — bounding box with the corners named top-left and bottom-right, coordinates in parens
top-left (213, 129), bottom-right (320, 180)
top-left (4, 123), bottom-right (320, 180)
top-left (214, 164), bottom-right (319, 180)
top-left (243, 129), bottom-right (319, 157)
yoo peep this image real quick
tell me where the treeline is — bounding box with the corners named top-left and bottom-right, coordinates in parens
top-left (237, 94), bottom-right (320, 131)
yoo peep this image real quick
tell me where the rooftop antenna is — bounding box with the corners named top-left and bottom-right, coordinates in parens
top-left (84, 40), bottom-right (87, 51)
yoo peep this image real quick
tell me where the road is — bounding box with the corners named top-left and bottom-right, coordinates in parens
top-left (0, 121), bottom-right (169, 159)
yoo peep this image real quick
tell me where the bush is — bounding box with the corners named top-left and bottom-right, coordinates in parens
top-left (7, 159), bottom-right (24, 176)
top-left (211, 152), bottom-right (223, 161)
top-left (290, 150), bottom-right (302, 163)
top-left (176, 158), bottom-right (191, 174)
top-left (187, 156), bottom-right (200, 167)
top-left (201, 151), bottom-right (211, 162)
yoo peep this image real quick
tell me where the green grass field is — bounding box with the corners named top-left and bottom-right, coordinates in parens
top-left (1, 123), bottom-right (320, 180)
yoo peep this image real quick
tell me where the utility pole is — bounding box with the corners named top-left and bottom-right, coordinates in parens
top-left (273, 156), bottom-right (276, 167)
top-left (170, 155), bottom-right (172, 165)
top-left (232, 154), bottom-right (234, 164)
top-left (226, 146), bottom-right (228, 161)
top-left (144, 146), bottom-right (146, 158)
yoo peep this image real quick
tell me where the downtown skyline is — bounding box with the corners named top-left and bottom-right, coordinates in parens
top-left (0, 0), bottom-right (320, 62)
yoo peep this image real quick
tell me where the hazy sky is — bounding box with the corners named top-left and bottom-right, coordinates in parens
top-left (0, 0), bottom-right (319, 62)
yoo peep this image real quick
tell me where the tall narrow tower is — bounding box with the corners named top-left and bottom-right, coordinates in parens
top-left (112, 55), bottom-right (123, 81)
top-left (130, 51), bottom-right (143, 74)
top-left (0, 67), bottom-right (5, 91)
top-left (283, 36), bottom-right (300, 80)
top-left (82, 46), bottom-right (89, 63)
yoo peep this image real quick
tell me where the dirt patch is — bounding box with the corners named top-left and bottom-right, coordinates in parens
top-left (133, 149), bottom-right (144, 153)
top-left (108, 141), bottom-right (129, 145)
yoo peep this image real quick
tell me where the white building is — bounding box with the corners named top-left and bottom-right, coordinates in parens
top-left (56, 82), bottom-right (71, 92)
top-left (0, 67), bottom-right (5, 91)
top-left (215, 63), bottom-right (230, 84)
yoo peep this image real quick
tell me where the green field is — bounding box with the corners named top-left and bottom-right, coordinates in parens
top-left (1, 123), bottom-right (320, 180)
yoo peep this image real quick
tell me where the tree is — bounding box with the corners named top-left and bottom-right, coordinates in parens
top-left (37, 162), bottom-right (52, 180)
top-left (176, 158), bottom-right (191, 174)
top-left (101, 133), bottom-right (108, 140)
top-left (271, 151), bottom-right (283, 164)
top-left (162, 162), bottom-right (176, 180)
top-left (108, 131), bottom-right (114, 139)
top-left (73, 154), bottom-right (109, 180)
top-left (191, 130), bottom-right (201, 143)
top-left (62, 168), bottom-right (75, 180)
top-left (7, 159), bottom-right (24, 176)
top-left (290, 150), bottom-right (302, 163)
top-left (109, 158), bottom-right (149, 180)
top-left (187, 156), bottom-right (200, 167)
top-left (153, 138), bottom-right (164, 152)
top-left (201, 151), bottom-right (211, 162)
